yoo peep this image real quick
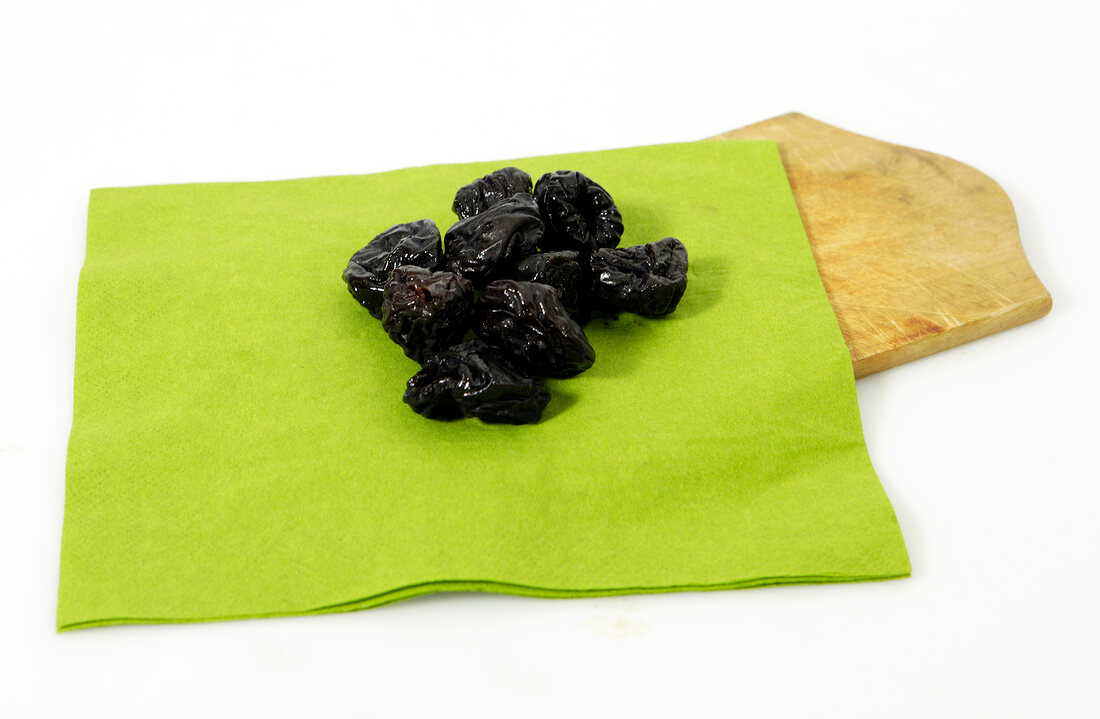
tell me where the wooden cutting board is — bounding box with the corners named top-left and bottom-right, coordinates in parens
top-left (709, 113), bottom-right (1051, 377)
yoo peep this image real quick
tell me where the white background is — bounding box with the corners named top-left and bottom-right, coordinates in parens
top-left (2, 1), bottom-right (1097, 716)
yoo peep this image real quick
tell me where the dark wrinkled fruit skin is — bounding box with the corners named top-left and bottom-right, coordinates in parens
top-left (533, 170), bottom-right (623, 254)
top-left (452, 167), bottom-right (533, 220)
top-left (590, 237), bottom-right (688, 316)
top-left (381, 266), bottom-right (475, 363)
top-left (343, 220), bottom-right (442, 318)
top-left (473, 280), bottom-right (595, 379)
top-left (404, 340), bottom-right (551, 424)
top-left (513, 250), bottom-right (590, 325)
top-left (444, 194), bottom-right (543, 287)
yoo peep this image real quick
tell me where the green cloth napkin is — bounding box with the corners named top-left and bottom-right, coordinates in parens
top-left (58, 141), bottom-right (909, 630)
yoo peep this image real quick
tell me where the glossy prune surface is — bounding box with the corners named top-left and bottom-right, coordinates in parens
top-left (513, 250), bottom-right (590, 325)
top-left (589, 237), bottom-right (688, 316)
top-left (473, 280), bottom-right (595, 379)
top-left (444, 194), bottom-right (543, 288)
top-left (342, 219), bottom-right (442, 318)
top-left (341, 166), bottom-right (691, 424)
top-left (452, 167), bottom-right (533, 220)
top-left (533, 170), bottom-right (623, 254)
top-left (381, 266), bottom-right (475, 363)
top-left (404, 340), bottom-right (551, 424)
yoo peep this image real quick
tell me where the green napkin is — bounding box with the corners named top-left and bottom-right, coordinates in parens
top-left (58, 141), bottom-right (909, 630)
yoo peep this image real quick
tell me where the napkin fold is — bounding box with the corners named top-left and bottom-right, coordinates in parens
top-left (58, 141), bottom-right (909, 630)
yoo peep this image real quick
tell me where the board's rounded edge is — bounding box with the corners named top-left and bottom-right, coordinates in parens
top-left (707, 114), bottom-right (1052, 375)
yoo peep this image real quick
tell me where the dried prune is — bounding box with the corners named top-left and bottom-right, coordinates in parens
top-left (513, 250), bottom-right (590, 325)
top-left (444, 194), bottom-right (543, 287)
top-left (452, 167), bottom-right (533, 220)
top-left (404, 340), bottom-right (551, 424)
top-left (473, 280), bottom-right (595, 379)
top-left (533, 170), bottom-right (623, 254)
top-left (381, 266), bottom-right (475, 363)
top-left (590, 237), bottom-right (688, 316)
top-left (340, 164), bottom-right (693, 424)
top-left (343, 219), bottom-right (442, 318)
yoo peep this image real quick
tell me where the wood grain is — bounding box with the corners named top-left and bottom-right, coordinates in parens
top-left (710, 113), bottom-right (1051, 377)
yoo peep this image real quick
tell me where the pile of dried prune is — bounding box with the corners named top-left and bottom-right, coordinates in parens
top-left (342, 166), bottom-right (688, 424)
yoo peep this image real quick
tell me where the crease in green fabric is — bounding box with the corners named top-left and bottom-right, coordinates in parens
top-left (58, 141), bottom-right (909, 631)
top-left (62, 573), bottom-right (911, 631)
